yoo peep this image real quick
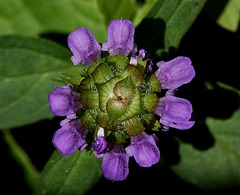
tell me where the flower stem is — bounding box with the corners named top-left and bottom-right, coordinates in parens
top-left (2, 130), bottom-right (39, 191)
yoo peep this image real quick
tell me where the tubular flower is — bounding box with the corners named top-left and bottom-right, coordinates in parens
top-left (126, 132), bottom-right (160, 167)
top-left (48, 19), bottom-right (195, 181)
top-left (102, 19), bottom-right (137, 56)
top-left (68, 28), bottom-right (101, 67)
top-left (155, 94), bottom-right (195, 131)
top-left (52, 119), bottom-right (88, 155)
top-left (154, 56), bottom-right (195, 90)
top-left (48, 84), bottom-right (82, 117)
top-left (101, 144), bottom-right (129, 181)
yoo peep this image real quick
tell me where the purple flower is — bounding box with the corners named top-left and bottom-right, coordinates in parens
top-left (68, 28), bottom-right (101, 67)
top-left (92, 136), bottom-right (108, 158)
top-left (102, 19), bottom-right (137, 56)
top-left (52, 119), bottom-right (88, 155)
top-left (130, 48), bottom-right (147, 65)
top-left (92, 127), bottom-right (108, 157)
top-left (155, 95), bottom-right (195, 130)
top-left (126, 132), bottom-right (160, 167)
top-left (154, 56), bottom-right (195, 90)
top-left (48, 84), bottom-right (82, 117)
top-left (101, 144), bottom-right (129, 181)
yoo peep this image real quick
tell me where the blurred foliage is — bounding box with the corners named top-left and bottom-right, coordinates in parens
top-left (205, 0), bottom-right (240, 32)
top-left (0, 0), bottom-right (239, 194)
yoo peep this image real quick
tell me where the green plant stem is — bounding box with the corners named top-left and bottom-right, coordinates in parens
top-left (3, 130), bottom-right (39, 191)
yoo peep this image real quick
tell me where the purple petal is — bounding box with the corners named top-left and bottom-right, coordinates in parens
top-left (52, 119), bottom-right (88, 155)
top-left (103, 19), bottom-right (135, 56)
top-left (130, 48), bottom-right (147, 65)
top-left (92, 136), bottom-right (108, 158)
top-left (154, 56), bottom-right (195, 90)
top-left (102, 144), bottom-right (129, 181)
top-left (68, 28), bottom-right (101, 67)
top-left (48, 84), bottom-right (82, 117)
top-left (126, 132), bottom-right (160, 167)
top-left (155, 95), bottom-right (195, 130)
top-left (160, 118), bottom-right (195, 130)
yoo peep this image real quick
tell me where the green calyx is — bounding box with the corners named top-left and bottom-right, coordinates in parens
top-left (77, 56), bottom-right (161, 143)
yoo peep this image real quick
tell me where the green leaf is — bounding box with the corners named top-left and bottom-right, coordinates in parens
top-left (205, 0), bottom-right (240, 32)
top-left (3, 131), bottom-right (39, 191)
top-left (97, 0), bottom-right (137, 25)
top-left (0, 35), bottom-right (83, 129)
top-left (136, 0), bottom-right (207, 57)
top-left (216, 0), bottom-right (240, 32)
top-left (58, 73), bottom-right (85, 91)
top-left (0, 0), bottom-right (107, 42)
top-left (133, 0), bottom-right (158, 26)
top-left (170, 82), bottom-right (240, 191)
top-left (35, 150), bottom-right (102, 195)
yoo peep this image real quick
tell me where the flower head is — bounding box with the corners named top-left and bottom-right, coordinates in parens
top-left (48, 19), bottom-right (196, 181)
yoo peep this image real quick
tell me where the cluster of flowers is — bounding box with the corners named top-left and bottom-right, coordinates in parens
top-left (48, 19), bottom-right (195, 181)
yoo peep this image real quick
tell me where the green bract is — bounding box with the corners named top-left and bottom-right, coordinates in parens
top-left (75, 56), bottom-right (160, 143)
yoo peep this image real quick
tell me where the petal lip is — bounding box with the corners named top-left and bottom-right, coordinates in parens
top-left (48, 84), bottom-right (81, 117)
top-left (158, 96), bottom-right (193, 122)
top-left (160, 118), bottom-right (195, 130)
top-left (155, 95), bottom-right (195, 130)
top-left (92, 136), bottom-right (108, 157)
top-left (155, 56), bottom-right (195, 90)
top-left (52, 119), bottom-right (88, 155)
top-left (101, 144), bottom-right (129, 181)
top-left (126, 132), bottom-right (160, 167)
top-left (103, 19), bottom-right (135, 57)
top-left (68, 28), bottom-right (101, 67)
